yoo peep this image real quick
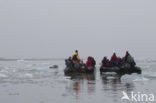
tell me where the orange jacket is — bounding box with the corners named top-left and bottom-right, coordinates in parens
top-left (72, 54), bottom-right (81, 63)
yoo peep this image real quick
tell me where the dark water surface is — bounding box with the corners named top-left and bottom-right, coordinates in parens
top-left (0, 60), bottom-right (156, 103)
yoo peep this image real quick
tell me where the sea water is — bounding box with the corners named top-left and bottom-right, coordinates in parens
top-left (0, 60), bottom-right (156, 103)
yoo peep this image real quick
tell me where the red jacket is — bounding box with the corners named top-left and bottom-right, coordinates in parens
top-left (87, 58), bottom-right (93, 66)
top-left (106, 61), bottom-right (110, 67)
top-left (111, 55), bottom-right (117, 64)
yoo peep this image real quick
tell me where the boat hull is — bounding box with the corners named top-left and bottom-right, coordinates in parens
top-left (100, 66), bottom-right (141, 74)
top-left (64, 65), bottom-right (95, 75)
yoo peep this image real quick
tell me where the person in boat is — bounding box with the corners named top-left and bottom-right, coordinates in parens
top-left (90, 56), bottom-right (96, 67)
top-left (121, 57), bottom-right (125, 65)
top-left (124, 51), bottom-right (136, 67)
top-left (117, 57), bottom-right (122, 66)
top-left (87, 57), bottom-right (93, 67)
top-left (68, 56), bottom-right (72, 61)
top-left (106, 59), bottom-right (110, 67)
top-left (110, 53), bottom-right (118, 66)
top-left (87, 56), bottom-right (96, 67)
top-left (65, 56), bottom-right (73, 67)
top-left (102, 57), bottom-right (110, 67)
top-left (102, 57), bottom-right (107, 67)
top-left (72, 50), bottom-right (81, 64)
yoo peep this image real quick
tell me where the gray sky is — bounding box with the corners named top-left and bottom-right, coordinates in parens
top-left (0, 0), bottom-right (156, 60)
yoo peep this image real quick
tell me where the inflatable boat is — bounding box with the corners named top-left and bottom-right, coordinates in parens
top-left (64, 60), bottom-right (95, 75)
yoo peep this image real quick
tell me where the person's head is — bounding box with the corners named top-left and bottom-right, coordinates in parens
top-left (113, 53), bottom-right (116, 56)
top-left (68, 56), bottom-right (72, 60)
top-left (88, 57), bottom-right (91, 60)
top-left (104, 56), bottom-right (107, 59)
top-left (118, 57), bottom-right (121, 60)
top-left (126, 51), bottom-right (129, 55)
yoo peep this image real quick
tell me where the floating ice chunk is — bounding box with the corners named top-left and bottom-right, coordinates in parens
top-left (57, 76), bottom-right (71, 83)
top-left (106, 76), bottom-right (116, 79)
top-left (24, 73), bottom-right (33, 78)
top-left (102, 72), bottom-right (117, 75)
top-left (17, 59), bottom-right (25, 63)
top-left (121, 74), bottom-right (149, 83)
top-left (0, 73), bottom-right (8, 78)
top-left (133, 77), bottom-right (149, 81)
top-left (143, 71), bottom-right (156, 79)
top-left (18, 73), bottom-right (33, 78)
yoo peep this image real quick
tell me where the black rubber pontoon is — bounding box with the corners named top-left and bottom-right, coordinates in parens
top-left (100, 63), bottom-right (141, 74)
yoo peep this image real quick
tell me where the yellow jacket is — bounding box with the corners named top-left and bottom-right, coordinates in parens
top-left (72, 54), bottom-right (81, 63)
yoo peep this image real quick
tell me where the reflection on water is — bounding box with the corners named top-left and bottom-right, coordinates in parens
top-left (101, 73), bottom-right (121, 91)
top-left (64, 71), bottom-right (136, 102)
top-left (100, 73), bottom-right (135, 103)
top-left (101, 73), bottom-right (134, 92)
top-left (65, 73), bottom-right (96, 97)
